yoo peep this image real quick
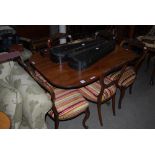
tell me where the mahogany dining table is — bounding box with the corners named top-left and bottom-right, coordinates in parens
top-left (29, 45), bottom-right (139, 89)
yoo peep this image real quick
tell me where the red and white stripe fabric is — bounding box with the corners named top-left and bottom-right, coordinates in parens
top-left (107, 67), bottom-right (136, 88)
top-left (117, 67), bottom-right (136, 87)
top-left (32, 70), bottom-right (89, 120)
top-left (48, 89), bottom-right (89, 120)
top-left (79, 77), bottom-right (116, 102)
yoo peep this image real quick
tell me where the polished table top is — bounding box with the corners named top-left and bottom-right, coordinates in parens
top-left (30, 45), bottom-right (138, 89)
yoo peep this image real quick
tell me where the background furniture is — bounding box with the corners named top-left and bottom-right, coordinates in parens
top-left (15, 26), bottom-right (50, 39)
top-left (14, 25), bottom-right (152, 45)
top-left (137, 26), bottom-right (155, 70)
top-left (0, 26), bottom-right (19, 52)
top-left (0, 112), bottom-right (11, 129)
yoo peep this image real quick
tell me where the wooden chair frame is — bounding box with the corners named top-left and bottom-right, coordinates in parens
top-left (85, 71), bottom-right (118, 126)
top-left (19, 61), bottom-right (90, 129)
top-left (149, 59), bottom-right (155, 85)
top-left (117, 40), bottom-right (148, 109)
top-left (0, 52), bottom-right (90, 129)
top-left (120, 38), bottom-right (155, 72)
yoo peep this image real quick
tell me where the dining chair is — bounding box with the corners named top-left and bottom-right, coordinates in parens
top-left (145, 48), bottom-right (155, 72)
top-left (107, 42), bottom-right (148, 109)
top-left (79, 71), bottom-right (117, 126)
top-left (20, 63), bottom-right (90, 129)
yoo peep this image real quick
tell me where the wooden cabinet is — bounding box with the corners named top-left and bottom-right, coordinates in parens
top-left (15, 25), bottom-right (50, 39)
top-left (15, 25), bottom-right (153, 43)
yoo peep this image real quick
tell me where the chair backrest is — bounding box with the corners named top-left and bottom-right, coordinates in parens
top-left (134, 48), bottom-right (148, 74)
top-left (97, 70), bottom-right (117, 102)
top-left (116, 47), bottom-right (148, 87)
top-left (120, 39), bottom-right (148, 73)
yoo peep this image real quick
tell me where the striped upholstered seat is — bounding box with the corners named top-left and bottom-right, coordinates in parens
top-left (48, 89), bottom-right (89, 120)
top-left (27, 69), bottom-right (90, 128)
top-left (79, 77), bottom-right (116, 102)
top-left (107, 67), bottom-right (136, 88)
top-left (30, 70), bottom-right (89, 121)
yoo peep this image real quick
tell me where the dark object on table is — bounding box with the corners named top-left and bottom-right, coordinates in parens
top-left (50, 38), bottom-right (108, 63)
top-left (95, 30), bottom-right (115, 40)
top-left (31, 37), bottom-right (49, 51)
top-left (68, 40), bottom-right (115, 70)
top-left (39, 48), bottom-right (50, 56)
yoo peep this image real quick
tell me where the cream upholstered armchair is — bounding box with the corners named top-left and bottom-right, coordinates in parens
top-left (0, 53), bottom-right (52, 129)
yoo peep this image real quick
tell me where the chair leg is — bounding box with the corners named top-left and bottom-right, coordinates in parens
top-left (146, 53), bottom-right (151, 71)
top-left (118, 88), bottom-right (126, 109)
top-left (97, 103), bottom-right (103, 126)
top-left (150, 65), bottom-right (155, 85)
top-left (129, 84), bottom-right (133, 94)
top-left (112, 95), bottom-right (116, 116)
top-left (82, 107), bottom-right (90, 129)
top-left (54, 118), bottom-right (59, 129)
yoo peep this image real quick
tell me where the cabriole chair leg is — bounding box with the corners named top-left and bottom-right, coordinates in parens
top-left (150, 65), bottom-right (155, 85)
top-left (97, 103), bottom-right (103, 126)
top-left (112, 95), bottom-right (116, 116)
top-left (54, 118), bottom-right (59, 129)
top-left (82, 107), bottom-right (90, 129)
top-left (118, 88), bottom-right (126, 109)
top-left (146, 53), bottom-right (151, 71)
top-left (129, 84), bottom-right (133, 94)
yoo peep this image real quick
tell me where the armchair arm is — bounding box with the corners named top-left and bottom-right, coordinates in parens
top-left (18, 60), bottom-right (59, 120)
top-left (0, 52), bottom-right (21, 63)
top-left (10, 62), bottom-right (53, 128)
top-left (18, 60), bottom-right (55, 101)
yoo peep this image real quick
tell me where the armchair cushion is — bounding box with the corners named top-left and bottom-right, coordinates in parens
top-left (48, 89), bottom-right (89, 120)
top-left (79, 77), bottom-right (116, 102)
top-left (0, 60), bottom-right (15, 83)
top-left (10, 62), bottom-right (52, 128)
